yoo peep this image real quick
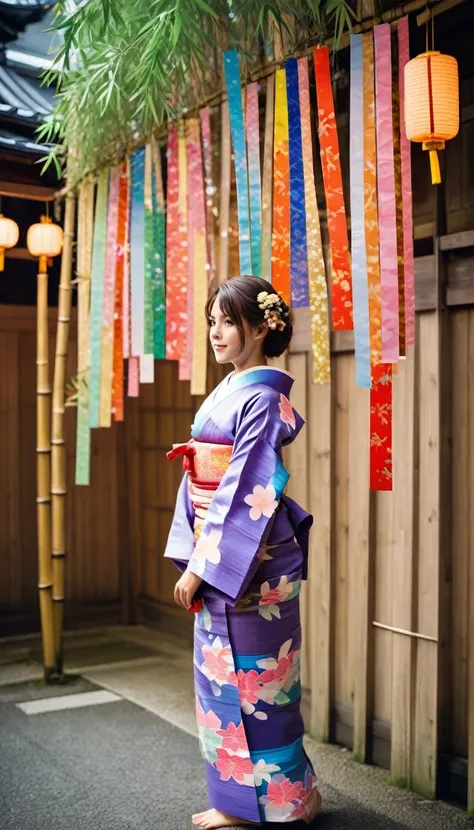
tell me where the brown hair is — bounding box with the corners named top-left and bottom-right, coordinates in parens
top-left (205, 276), bottom-right (292, 358)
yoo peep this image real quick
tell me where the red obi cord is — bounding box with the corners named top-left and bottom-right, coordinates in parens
top-left (166, 440), bottom-right (197, 476)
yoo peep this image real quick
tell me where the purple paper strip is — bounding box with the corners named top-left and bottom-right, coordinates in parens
top-left (375, 24), bottom-right (399, 363)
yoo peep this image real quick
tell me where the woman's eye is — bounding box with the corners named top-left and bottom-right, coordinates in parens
top-left (208, 319), bottom-right (215, 326)
top-left (224, 319), bottom-right (234, 326)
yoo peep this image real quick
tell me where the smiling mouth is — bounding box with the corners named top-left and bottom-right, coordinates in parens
top-left (213, 344), bottom-right (226, 350)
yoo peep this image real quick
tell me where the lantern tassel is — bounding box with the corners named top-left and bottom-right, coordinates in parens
top-left (429, 149), bottom-right (441, 185)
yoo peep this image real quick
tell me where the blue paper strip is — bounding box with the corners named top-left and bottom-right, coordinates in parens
top-left (224, 50), bottom-right (251, 274)
top-left (130, 147), bottom-right (146, 358)
top-left (88, 169), bottom-right (109, 428)
top-left (350, 35), bottom-right (371, 388)
top-left (286, 58), bottom-right (309, 308)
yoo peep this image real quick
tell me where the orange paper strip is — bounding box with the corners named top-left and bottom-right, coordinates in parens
top-left (363, 35), bottom-right (382, 367)
top-left (112, 161), bottom-right (129, 422)
top-left (314, 46), bottom-right (353, 331)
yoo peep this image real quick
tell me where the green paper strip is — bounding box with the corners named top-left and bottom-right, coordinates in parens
top-left (144, 144), bottom-right (154, 355)
top-left (75, 177), bottom-right (94, 486)
top-left (151, 138), bottom-right (166, 359)
top-left (88, 168), bottom-right (109, 429)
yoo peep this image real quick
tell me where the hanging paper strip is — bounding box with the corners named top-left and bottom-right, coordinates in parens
top-left (392, 35), bottom-right (406, 357)
top-left (246, 82), bottom-right (262, 276)
top-left (286, 58), bottom-right (309, 308)
top-left (272, 68), bottom-right (291, 304)
top-left (88, 168), bottom-right (109, 429)
top-left (223, 50), bottom-right (251, 274)
top-left (218, 102), bottom-right (231, 285)
top-left (370, 362), bottom-right (393, 490)
top-left (75, 176), bottom-right (94, 485)
top-left (362, 34), bottom-right (382, 368)
top-left (144, 143), bottom-right (155, 356)
top-left (128, 356), bottom-right (139, 397)
top-left (188, 118), bottom-right (208, 397)
top-left (178, 123), bottom-right (190, 381)
top-left (398, 16), bottom-right (415, 346)
top-left (112, 161), bottom-right (128, 422)
top-left (261, 74), bottom-right (275, 280)
top-left (314, 46), bottom-right (353, 331)
top-left (130, 147), bottom-right (146, 359)
top-left (298, 57), bottom-right (330, 384)
top-left (99, 165), bottom-right (120, 427)
top-left (123, 158), bottom-right (131, 362)
top-left (151, 137), bottom-right (166, 359)
top-left (350, 35), bottom-right (371, 388)
top-left (182, 122), bottom-right (194, 384)
top-left (200, 107), bottom-right (217, 285)
top-left (166, 126), bottom-right (188, 360)
top-left (374, 25), bottom-right (399, 363)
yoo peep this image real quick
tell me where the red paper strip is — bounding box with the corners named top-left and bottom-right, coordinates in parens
top-left (112, 161), bottom-right (129, 422)
top-left (272, 68), bottom-right (291, 305)
top-left (166, 126), bottom-right (188, 360)
top-left (370, 362), bottom-right (393, 490)
top-left (314, 46), bottom-right (353, 331)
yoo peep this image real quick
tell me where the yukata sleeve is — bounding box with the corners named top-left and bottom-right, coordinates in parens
top-left (163, 471), bottom-right (196, 572)
top-left (187, 389), bottom-right (299, 605)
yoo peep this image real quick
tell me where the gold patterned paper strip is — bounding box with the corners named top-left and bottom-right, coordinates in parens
top-left (261, 73), bottom-right (275, 280)
top-left (298, 57), bottom-right (330, 383)
top-left (363, 34), bottom-right (382, 368)
top-left (392, 35), bottom-right (406, 357)
top-left (75, 176), bottom-right (95, 486)
top-left (188, 118), bottom-right (208, 397)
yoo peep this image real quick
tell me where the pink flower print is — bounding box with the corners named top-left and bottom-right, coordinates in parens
top-left (237, 668), bottom-right (261, 714)
top-left (216, 721), bottom-right (248, 755)
top-left (259, 576), bottom-right (293, 606)
top-left (267, 775), bottom-right (302, 805)
top-left (244, 484), bottom-right (277, 521)
top-left (292, 774), bottom-right (319, 820)
top-left (195, 698), bottom-right (222, 730)
top-left (201, 636), bottom-right (235, 686)
top-left (278, 393), bottom-right (296, 429)
top-left (192, 529), bottom-right (221, 576)
top-left (215, 749), bottom-right (254, 784)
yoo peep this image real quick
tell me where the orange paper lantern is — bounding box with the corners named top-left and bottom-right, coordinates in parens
top-left (404, 51), bottom-right (459, 184)
top-left (27, 215), bottom-right (63, 272)
top-left (0, 214), bottom-right (19, 271)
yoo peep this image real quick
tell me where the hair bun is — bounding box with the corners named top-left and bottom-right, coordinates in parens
top-left (263, 308), bottom-right (293, 358)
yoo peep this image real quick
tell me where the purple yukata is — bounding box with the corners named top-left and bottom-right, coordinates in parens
top-left (165, 366), bottom-right (319, 824)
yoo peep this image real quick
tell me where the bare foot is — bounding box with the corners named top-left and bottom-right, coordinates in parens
top-left (191, 808), bottom-right (260, 829)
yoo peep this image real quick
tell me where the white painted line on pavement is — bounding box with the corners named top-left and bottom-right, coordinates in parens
top-left (16, 689), bottom-right (122, 715)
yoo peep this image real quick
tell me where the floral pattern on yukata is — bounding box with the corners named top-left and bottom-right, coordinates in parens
top-left (237, 575), bottom-right (301, 620)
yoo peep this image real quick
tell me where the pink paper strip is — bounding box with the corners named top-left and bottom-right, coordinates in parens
top-left (128, 356), bottom-right (140, 397)
top-left (200, 107), bottom-right (216, 286)
top-left (375, 24), bottom-right (399, 363)
top-left (398, 17), bottom-right (415, 346)
top-left (122, 159), bottom-right (131, 360)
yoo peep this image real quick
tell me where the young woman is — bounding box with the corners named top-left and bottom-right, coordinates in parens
top-left (164, 275), bottom-right (321, 829)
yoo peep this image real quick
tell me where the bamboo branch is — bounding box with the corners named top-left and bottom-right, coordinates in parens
top-left (51, 189), bottom-right (76, 677)
top-left (37, 264), bottom-right (55, 682)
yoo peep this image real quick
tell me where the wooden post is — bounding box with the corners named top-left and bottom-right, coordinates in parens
top-left (308, 376), bottom-right (332, 742)
top-left (37, 257), bottom-right (55, 681)
top-left (51, 190), bottom-right (76, 675)
top-left (390, 347), bottom-right (416, 787)
top-left (348, 380), bottom-right (372, 762)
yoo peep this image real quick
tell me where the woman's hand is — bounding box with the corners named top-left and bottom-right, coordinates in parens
top-left (174, 570), bottom-right (203, 609)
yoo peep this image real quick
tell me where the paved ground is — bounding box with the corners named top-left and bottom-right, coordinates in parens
top-left (0, 626), bottom-right (471, 830)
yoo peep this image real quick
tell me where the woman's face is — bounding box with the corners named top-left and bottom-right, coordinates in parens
top-left (208, 298), bottom-right (265, 369)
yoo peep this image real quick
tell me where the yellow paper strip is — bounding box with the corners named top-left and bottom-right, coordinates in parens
top-left (298, 57), bottom-right (330, 383)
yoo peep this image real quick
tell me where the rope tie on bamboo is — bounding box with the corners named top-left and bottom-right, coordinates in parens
top-left (36, 497), bottom-right (51, 503)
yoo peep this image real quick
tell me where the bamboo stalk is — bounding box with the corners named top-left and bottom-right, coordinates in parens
top-left (51, 190), bottom-right (76, 676)
top-left (37, 257), bottom-right (55, 681)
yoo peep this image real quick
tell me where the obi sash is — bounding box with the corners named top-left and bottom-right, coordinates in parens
top-left (167, 439), bottom-right (233, 531)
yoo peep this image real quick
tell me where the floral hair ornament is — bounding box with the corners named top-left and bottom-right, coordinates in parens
top-left (257, 291), bottom-right (288, 331)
